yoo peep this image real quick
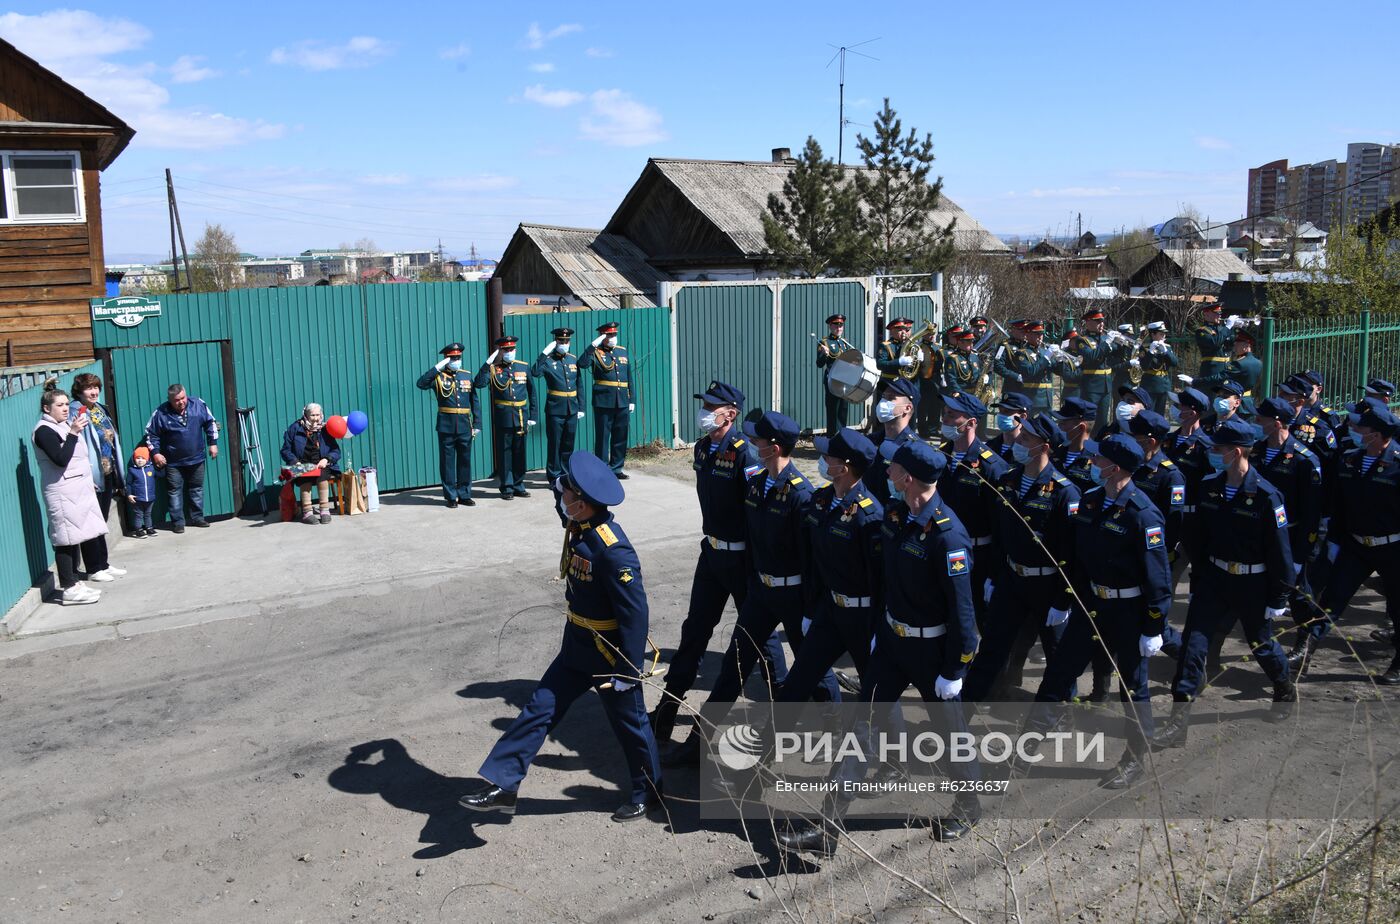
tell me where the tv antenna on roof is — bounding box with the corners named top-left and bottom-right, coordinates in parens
top-left (826, 38), bottom-right (879, 165)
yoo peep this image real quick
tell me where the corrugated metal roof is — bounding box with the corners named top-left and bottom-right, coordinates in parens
top-left (511, 223), bottom-right (670, 310)
top-left (638, 158), bottom-right (1009, 255)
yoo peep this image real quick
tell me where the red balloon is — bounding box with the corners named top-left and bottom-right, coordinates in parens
top-left (325, 415), bottom-right (349, 439)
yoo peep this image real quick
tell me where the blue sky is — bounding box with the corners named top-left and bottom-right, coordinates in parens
top-left (2, 2), bottom-right (1395, 261)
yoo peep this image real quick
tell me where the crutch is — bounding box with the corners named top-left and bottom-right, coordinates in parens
top-left (236, 406), bottom-right (268, 515)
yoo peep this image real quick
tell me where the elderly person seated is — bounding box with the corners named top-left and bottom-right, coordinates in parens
top-left (280, 403), bottom-right (340, 523)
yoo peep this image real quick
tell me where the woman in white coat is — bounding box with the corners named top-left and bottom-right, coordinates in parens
top-left (32, 383), bottom-right (123, 605)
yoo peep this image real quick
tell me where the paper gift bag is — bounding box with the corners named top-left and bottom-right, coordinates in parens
top-left (339, 471), bottom-right (368, 516)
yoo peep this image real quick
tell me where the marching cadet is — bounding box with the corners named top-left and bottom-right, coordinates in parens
top-left (663, 411), bottom-right (838, 767)
top-left (987, 391), bottom-right (1033, 463)
top-left (578, 321), bottom-right (634, 478)
top-left (460, 451), bottom-right (664, 823)
top-left (815, 313), bottom-right (855, 437)
top-left (862, 377), bottom-right (919, 506)
top-left (874, 316), bottom-right (919, 403)
top-left (1152, 419), bottom-right (1299, 750)
top-left (937, 392), bottom-right (1011, 628)
top-left (938, 324), bottom-right (984, 410)
top-left (1095, 384), bottom-right (1150, 440)
top-left (778, 440), bottom-right (984, 856)
top-left (530, 327), bottom-right (585, 485)
top-left (1210, 380), bottom-right (1250, 427)
top-left (1298, 369), bottom-right (1344, 430)
top-left (1189, 301), bottom-right (1239, 392)
top-left (1017, 435), bottom-right (1172, 789)
top-left (995, 319), bottom-right (1058, 410)
top-left (1071, 308), bottom-right (1128, 425)
top-left (1128, 409), bottom-right (1189, 654)
top-left (1294, 406), bottom-right (1400, 683)
top-left (1225, 331), bottom-right (1262, 417)
top-left (1110, 323), bottom-right (1138, 397)
top-left (416, 342), bottom-right (481, 507)
top-left (1052, 397), bottom-right (1102, 496)
top-left (963, 412), bottom-right (1080, 701)
top-left (1163, 388), bottom-right (1216, 592)
top-left (649, 382), bottom-right (786, 743)
top-left (475, 336), bottom-right (537, 500)
top-left (1138, 321), bottom-right (1178, 414)
top-left (1278, 375), bottom-right (1338, 463)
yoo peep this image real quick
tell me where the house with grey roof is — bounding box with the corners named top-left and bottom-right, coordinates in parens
top-left (494, 223), bottom-right (672, 310)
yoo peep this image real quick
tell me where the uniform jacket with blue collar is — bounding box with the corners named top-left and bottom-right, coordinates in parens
top-left (578, 344), bottom-right (632, 409)
top-left (743, 461), bottom-right (815, 582)
top-left (1164, 426), bottom-right (1215, 505)
top-left (1188, 467), bottom-right (1295, 609)
top-left (475, 359), bottom-right (538, 430)
top-left (802, 480), bottom-right (884, 610)
top-left (1251, 436), bottom-right (1322, 564)
top-left (1132, 450), bottom-right (1187, 557)
top-left (880, 496), bottom-right (978, 679)
top-left (936, 437), bottom-right (1011, 546)
top-left (530, 350), bottom-right (583, 417)
top-left (562, 512), bottom-right (649, 678)
top-left (416, 363), bottom-right (480, 434)
top-left (1052, 442), bottom-right (1099, 496)
top-left (996, 463), bottom-right (1080, 611)
top-left (125, 462), bottom-right (159, 502)
top-left (144, 397), bottom-right (219, 468)
top-left (862, 425), bottom-right (915, 506)
top-left (1068, 481), bottom-right (1173, 635)
top-left (1331, 441), bottom-right (1400, 553)
top-left (693, 427), bottom-right (760, 544)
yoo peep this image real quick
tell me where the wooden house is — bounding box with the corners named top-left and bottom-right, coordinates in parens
top-left (495, 223), bottom-right (671, 310)
top-left (0, 37), bottom-right (134, 367)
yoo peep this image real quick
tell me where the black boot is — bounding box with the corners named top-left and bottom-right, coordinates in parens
top-left (1150, 701), bottom-right (1192, 751)
top-left (1371, 627), bottom-right (1395, 644)
top-left (1266, 678), bottom-right (1297, 722)
top-left (932, 797), bottom-right (982, 841)
top-left (776, 819), bottom-right (840, 857)
top-left (1007, 733), bottom-right (1042, 778)
top-left (459, 784), bottom-right (518, 815)
top-left (611, 792), bottom-right (665, 823)
top-left (1376, 654), bottom-right (1400, 686)
top-left (1101, 754), bottom-right (1145, 789)
top-left (649, 697), bottom-right (680, 744)
top-left (1287, 633), bottom-right (1317, 670)
top-left (661, 734), bottom-right (702, 768)
top-left (1086, 672), bottom-right (1112, 703)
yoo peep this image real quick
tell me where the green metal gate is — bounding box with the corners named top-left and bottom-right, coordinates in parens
top-left (1259, 309), bottom-right (1400, 409)
top-left (672, 282), bottom-right (776, 442)
top-left (777, 280), bottom-right (872, 430)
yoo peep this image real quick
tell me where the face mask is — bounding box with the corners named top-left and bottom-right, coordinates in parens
top-left (1089, 464), bottom-right (1107, 485)
top-left (1207, 451), bottom-right (1227, 471)
top-left (887, 478), bottom-right (902, 499)
top-left (875, 400), bottom-right (896, 423)
top-left (502, 350), bottom-right (516, 362)
top-left (940, 423), bottom-right (962, 441)
top-left (995, 414), bottom-right (1019, 432)
top-left (1213, 397), bottom-right (1233, 416)
top-left (697, 409), bottom-right (719, 434)
top-left (606, 336), bottom-right (618, 348)
top-left (1011, 443), bottom-right (1032, 464)
top-left (757, 443), bottom-right (778, 463)
top-left (1167, 405), bottom-right (1181, 424)
top-left (1348, 431), bottom-right (1364, 447)
top-left (447, 359), bottom-right (462, 371)
top-left (556, 343), bottom-right (569, 355)
top-left (1115, 402), bottom-right (1136, 424)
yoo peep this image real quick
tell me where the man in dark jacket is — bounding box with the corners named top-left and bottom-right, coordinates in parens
top-left (144, 383), bottom-right (219, 532)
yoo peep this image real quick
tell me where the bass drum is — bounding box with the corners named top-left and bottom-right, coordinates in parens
top-left (827, 349), bottom-right (880, 403)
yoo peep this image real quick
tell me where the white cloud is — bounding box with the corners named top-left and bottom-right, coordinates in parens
top-left (439, 42), bottom-right (471, 60)
top-left (1194, 135), bottom-right (1232, 151)
top-left (579, 89), bottom-right (667, 147)
top-left (524, 84), bottom-right (585, 108)
top-left (528, 61), bottom-right (555, 73)
top-left (359, 173), bottom-right (411, 186)
top-left (169, 54), bottom-right (218, 83)
top-left (269, 36), bottom-right (392, 71)
top-left (431, 175), bottom-right (520, 192)
top-left (0, 10), bottom-right (284, 151)
top-left (585, 47), bottom-right (613, 58)
top-left (524, 22), bottom-right (581, 50)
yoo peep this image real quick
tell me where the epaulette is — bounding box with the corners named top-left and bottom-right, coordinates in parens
top-left (595, 523), bottom-right (618, 547)
top-left (1159, 458), bottom-right (1174, 468)
top-left (1052, 474), bottom-right (1071, 488)
top-left (732, 438), bottom-right (745, 448)
top-left (979, 449), bottom-right (994, 460)
top-left (857, 496), bottom-right (874, 508)
top-left (1296, 443), bottom-right (1314, 458)
top-left (789, 476), bottom-right (804, 486)
top-left (933, 514), bottom-right (953, 531)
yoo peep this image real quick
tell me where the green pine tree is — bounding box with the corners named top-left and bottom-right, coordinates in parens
top-left (761, 137), bottom-right (866, 277)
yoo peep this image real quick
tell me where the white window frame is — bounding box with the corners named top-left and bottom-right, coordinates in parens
top-left (0, 150), bottom-right (86, 225)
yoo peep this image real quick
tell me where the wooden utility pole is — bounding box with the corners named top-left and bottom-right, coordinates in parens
top-left (166, 169), bottom-right (193, 291)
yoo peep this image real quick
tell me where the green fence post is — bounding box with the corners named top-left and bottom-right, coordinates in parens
top-left (1359, 302), bottom-right (1372, 396)
top-left (1259, 308), bottom-right (1275, 399)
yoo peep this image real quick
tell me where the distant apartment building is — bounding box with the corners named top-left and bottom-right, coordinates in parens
top-left (1287, 159), bottom-right (1345, 229)
top-left (1248, 143), bottom-right (1397, 230)
top-left (1345, 142), bottom-right (1398, 227)
top-left (241, 258), bottom-right (305, 286)
top-left (1247, 159), bottom-right (1289, 219)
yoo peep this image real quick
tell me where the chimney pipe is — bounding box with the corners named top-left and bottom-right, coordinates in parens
top-left (771, 147), bottom-right (791, 163)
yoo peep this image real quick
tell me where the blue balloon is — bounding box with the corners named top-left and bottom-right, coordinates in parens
top-left (347, 410), bottom-right (369, 435)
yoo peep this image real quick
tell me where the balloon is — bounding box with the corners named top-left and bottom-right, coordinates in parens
top-left (347, 410), bottom-right (369, 435)
top-left (325, 415), bottom-right (349, 439)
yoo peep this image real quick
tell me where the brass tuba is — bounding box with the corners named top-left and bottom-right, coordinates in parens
top-left (899, 320), bottom-right (938, 379)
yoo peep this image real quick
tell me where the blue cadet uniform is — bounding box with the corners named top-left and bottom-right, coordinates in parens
top-left (1137, 324), bottom-right (1178, 414)
top-left (1251, 398), bottom-right (1323, 621)
top-left (776, 428), bottom-right (885, 703)
top-left (650, 382), bottom-right (786, 743)
top-left (416, 341), bottom-right (481, 506)
top-left (1051, 397), bottom-right (1101, 496)
top-left (1072, 311), bottom-right (1127, 426)
top-left (873, 316), bottom-right (918, 404)
top-left (815, 313), bottom-right (856, 437)
top-left (862, 377), bottom-right (919, 506)
top-left (1128, 410), bottom-right (1188, 562)
top-left (475, 335), bottom-right (537, 499)
top-left (1093, 385), bottom-right (1151, 441)
top-left (936, 391), bottom-right (1011, 628)
top-left (1280, 375), bottom-right (1339, 465)
top-left (1027, 435), bottom-right (1173, 786)
top-left (1192, 305), bottom-right (1236, 392)
top-left (1307, 408), bottom-right (1400, 684)
top-left (1298, 369), bottom-right (1344, 431)
top-left (468, 452), bottom-right (663, 822)
top-left (986, 392), bottom-right (1033, 464)
top-left (1153, 419), bottom-right (1299, 747)
top-left (964, 413), bottom-right (1081, 701)
top-left (577, 320), bottom-right (633, 476)
top-left (994, 320), bottom-right (1057, 410)
top-left (530, 326), bottom-right (584, 484)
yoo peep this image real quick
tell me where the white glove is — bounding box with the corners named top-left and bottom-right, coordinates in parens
top-left (471, 428), bottom-right (480, 437)
top-left (983, 579), bottom-right (994, 603)
top-left (800, 616), bottom-right (812, 635)
top-left (591, 334), bottom-right (605, 348)
top-left (1327, 542), bottom-right (1340, 563)
top-left (1139, 634), bottom-right (1164, 658)
top-left (916, 348), bottom-right (925, 363)
top-left (1009, 372), bottom-right (1023, 383)
top-left (981, 373), bottom-right (989, 385)
top-left (435, 358), bottom-right (450, 371)
top-left (1129, 358), bottom-right (1141, 369)
top-left (628, 403), bottom-right (635, 413)
top-left (576, 411), bottom-right (585, 419)
top-left (1264, 606), bottom-right (1290, 621)
top-left (1150, 341), bottom-right (1167, 355)
top-left (527, 419), bottom-right (537, 428)
top-left (1177, 374), bottom-right (1194, 385)
top-left (542, 340), bottom-right (556, 356)
top-left (934, 675), bottom-right (963, 700)
top-left (611, 678), bottom-right (637, 693)
top-left (1225, 316), bottom-right (1246, 329)
top-left (1046, 607), bottom-right (1070, 627)
top-left (898, 355), bottom-right (915, 368)
top-left (487, 349), bottom-right (499, 364)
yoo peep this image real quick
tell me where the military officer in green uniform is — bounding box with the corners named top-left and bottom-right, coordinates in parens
top-left (994, 319), bottom-right (1059, 410)
top-left (531, 326), bottom-right (585, 484)
top-left (1138, 321), bottom-right (1178, 414)
top-left (579, 321), bottom-right (634, 478)
top-left (476, 335), bottom-right (537, 500)
top-left (1189, 301), bottom-right (1240, 393)
top-left (939, 325), bottom-right (984, 402)
top-left (815, 313), bottom-right (855, 437)
top-left (1071, 308), bottom-right (1128, 426)
top-left (416, 342), bottom-right (481, 507)
top-left (1224, 330), bottom-right (1263, 418)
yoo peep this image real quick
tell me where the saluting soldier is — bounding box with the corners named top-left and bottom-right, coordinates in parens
top-left (475, 335), bottom-right (537, 500)
top-left (460, 452), bottom-right (664, 823)
top-left (862, 377), bottom-right (919, 506)
top-left (1294, 406), bottom-right (1400, 683)
top-left (1071, 308), bottom-right (1128, 426)
top-left (1138, 321), bottom-right (1178, 414)
top-left (416, 341), bottom-right (481, 507)
top-left (1152, 419), bottom-right (1299, 749)
top-left (964, 412), bottom-right (1080, 701)
top-left (778, 440), bottom-right (984, 856)
top-left (530, 327), bottom-right (585, 485)
top-left (987, 392), bottom-right (1033, 464)
top-left (815, 313), bottom-right (855, 437)
top-left (994, 319), bottom-right (1058, 410)
top-left (937, 391), bottom-right (1011, 628)
top-left (578, 321), bottom-right (634, 478)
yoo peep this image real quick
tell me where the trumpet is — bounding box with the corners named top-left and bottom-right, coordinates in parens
top-left (899, 320), bottom-right (937, 379)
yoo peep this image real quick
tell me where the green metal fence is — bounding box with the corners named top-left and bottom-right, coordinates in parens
top-left (1, 361), bottom-right (101, 618)
top-left (1260, 310), bottom-right (1400, 410)
top-left (673, 283), bottom-right (776, 442)
top-left (778, 280), bottom-right (871, 431)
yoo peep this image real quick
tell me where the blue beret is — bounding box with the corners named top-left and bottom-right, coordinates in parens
top-left (1359, 406), bottom-right (1399, 436)
top-left (814, 427), bottom-right (877, 469)
top-left (996, 392), bottom-right (1033, 413)
top-left (1215, 379), bottom-right (1245, 397)
top-left (1053, 397), bottom-right (1098, 421)
top-left (884, 378), bottom-right (919, 402)
top-left (743, 410), bottom-right (800, 446)
top-left (1169, 387), bottom-right (1210, 413)
top-left (1128, 409), bottom-right (1170, 440)
top-left (1300, 369), bottom-right (1324, 387)
top-left (1095, 433), bottom-right (1145, 470)
top-left (891, 439), bottom-right (946, 483)
top-left (1277, 376), bottom-right (1309, 397)
top-left (1256, 397), bottom-right (1295, 423)
top-left (942, 391), bottom-right (988, 418)
top-left (1211, 418), bottom-right (1255, 447)
top-left (694, 380), bottom-right (744, 407)
top-left (1365, 379), bottom-right (1396, 398)
top-left (1020, 412), bottom-right (1062, 447)
top-left (564, 451), bottom-right (624, 507)
top-left (1117, 385), bottom-right (1151, 406)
